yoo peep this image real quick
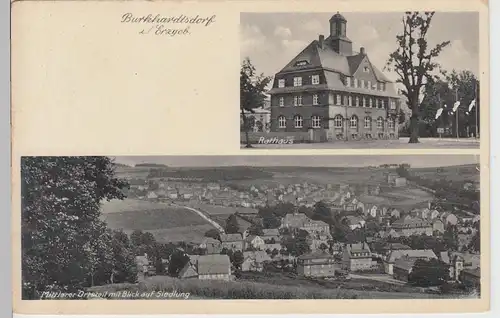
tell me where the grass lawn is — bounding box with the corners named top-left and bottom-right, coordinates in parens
top-left (100, 199), bottom-right (213, 243)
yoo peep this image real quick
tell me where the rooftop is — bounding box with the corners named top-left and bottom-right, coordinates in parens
top-left (197, 254), bottom-right (231, 275)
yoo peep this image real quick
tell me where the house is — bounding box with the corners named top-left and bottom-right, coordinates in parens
top-left (241, 251), bottom-right (272, 272)
top-left (394, 177), bottom-right (407, 187)
top-left (301, 219), bottom-right (330, 236)
top-left (390, 208), bottom-right (401, 219)
top-left (244, 235), bottom-right (265, 250)
top-left (281, 212), bottom-right (308, 229)
top-left (390, 217), bottom-right (433, 236)
top-left (297, 251), bottom-right (337, 278)
top-left (368, 205), bottom-right (378, 218)
top-left (207, 183), bottom-right (221, 191)
top-left (380, 243), bottom-right (411, 256)
top-left (429, 209), bottom-right (441, 220)
top-left (392, 256), bottom-right (416, 282)
top-left (199, 237), bottom-right (222, 254)
top-left (344, 215), bottom-right (365, 230)
top-left (261, 228), bottom-right (280, 241)
top-left (440, 251), bottom-right (480, 271)
top-left (342, 242), bottom-right (372, 271)
top-left (147, 191), bottom-right (158, 200)
top-left (432, 219), bottom-right (445, 234)
top-left (384, 249), bottom-right (437, 275)
top-left (220, 233), bottom-right (244, 251)
top-left (197, 254), bottom-right (232, 281)
top-left (440, 212), bottom-right (458, 226)
top-left (178, 257), bottom-right (199, 279)
top-left (267, 13), bottom-right (401, 140)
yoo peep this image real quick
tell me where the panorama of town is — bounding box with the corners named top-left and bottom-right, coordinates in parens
top-left (94, 161), bottom-right (481, 299)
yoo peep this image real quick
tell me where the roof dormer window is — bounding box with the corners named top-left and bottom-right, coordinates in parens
top-left (295, 60), bottom-right (309, 67)
top-left (363, 66), bottom-right (370, 73)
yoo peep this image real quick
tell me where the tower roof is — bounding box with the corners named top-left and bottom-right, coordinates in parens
top-left (330, 12), bottom-right (346, 22)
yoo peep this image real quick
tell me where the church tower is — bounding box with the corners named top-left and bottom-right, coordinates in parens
top-left (329, 12), bottom-right (353, 56)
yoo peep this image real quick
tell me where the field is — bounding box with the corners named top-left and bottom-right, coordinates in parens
top-left (100, 199), bottom-right (214, 243)
top-left (87, 275), bottom-right (463, 300)
top-left (358, 187), bottom-right (433, 210)
top-left (190, 203), bottom-right (258, 215)
top-left (411, 164), bottom-right (479, 182)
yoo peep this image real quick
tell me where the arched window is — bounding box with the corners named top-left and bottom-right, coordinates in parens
top-left (311, 116), bottom-right (322, 128)
top-left (355, 96), bottom-right (359, 106)
top-left (348, 96), bottom-right (352, 106)
top-left (278, 115), bottom-right (286, 128)
top-left (377, 117), bottom-right (384, 129)
top-left (294, 115), bottom-right (303, 128)
top-left (364, 117), bottom-right (372, 129)
top-left (350, 115), bottom-right (358, 128)
top-left (334, 115), bottom-right (343, 128)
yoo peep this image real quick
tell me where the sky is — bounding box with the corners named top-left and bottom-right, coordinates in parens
top-left (114, 155), bottom-right (479, 168)
top-left (240, 12), bottom-right (479, 84)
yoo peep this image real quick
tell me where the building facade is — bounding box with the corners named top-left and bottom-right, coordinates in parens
top-left (268, 13), bottom-right (401, 141)
top-left (391, 217), bottom-right (433, 236)
top-left (342, 243), bottom-right (373, 271)
top-left (297, 251), bottom-right (337, 278)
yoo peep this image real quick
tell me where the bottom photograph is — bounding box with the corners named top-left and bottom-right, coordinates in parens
top-left (21, 155), bottom-right (481, 300)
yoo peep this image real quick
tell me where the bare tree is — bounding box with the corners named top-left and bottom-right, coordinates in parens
top-left (385, 12), bottom-right (450, 143)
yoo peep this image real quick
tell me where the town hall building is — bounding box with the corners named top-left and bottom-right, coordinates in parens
top-left (268, 13), bottom-right (401, 141)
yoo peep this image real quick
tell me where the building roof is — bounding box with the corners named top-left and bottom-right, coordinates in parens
top-left (197, 254), bottom-right (231, 275)
top-left (243, 251), bottom-right (272, 263)
top-left (178, 262), bottom-right (198, 278)
top-left (298, 251), bottom-right (335, 260)
top-left (344, 215), bottom-right (364, 225)
top-left (384, 243), bottom-right (412, 251)
top-left (269, 35), bottom-right (398, 97)
top-left (391, 217), bottom-right (431, 228)
top-left (220, 233), bottom-right (243, 242)
top-left (346, 242), bottom-right (371, 257)
top-left (462, 268), bottom-right (481, 278)
top-left (393, 257), bottom-right (417, 272)
top-left (201, 237), bottom-right (221, 245)
top-left (262, 228), bottom-right (280, 237)
top-left (386, 249), bottom-right (437, 263)
top-left (440, 251), bottom-right (480, 268)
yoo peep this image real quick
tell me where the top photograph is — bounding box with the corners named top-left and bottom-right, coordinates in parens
top-left (239, 11), bottom-right (481, 149)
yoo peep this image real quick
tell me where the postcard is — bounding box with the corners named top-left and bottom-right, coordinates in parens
top-left (10, 0), bottom-right (489, 315)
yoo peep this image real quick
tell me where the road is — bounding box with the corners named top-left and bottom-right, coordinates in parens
top-left (349, 273), bottom-right (407, 286)
top-left (242, 137), bottom-right (480, 149)
top-left (169, 202), bottom-right (226, 234)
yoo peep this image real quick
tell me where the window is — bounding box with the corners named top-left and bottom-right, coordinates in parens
top-left (381, 100), bottom-right (385, 109)
top-left (377, 117), bottom-right (384, 129)
top-left (367, 81), bottom-right (371, 89)
top-left (294, 115), bottom-right (303, 128)
top-left (388, 118), bottom-right (395, 129)
top-left (295, 60), bottom-right (309, 67)
top-left (311, 116), bottom-right (321, 128)
top-left (348, 96), bottom-right (352, 106)
top-left (364, 117), bottom-right (372, 129)
top-left (350, 116), bottom-right (358, 128)
top-left (313, 94), bottom-right (319, 105)
top-left (278, 79), bottom-right (285, 88)
top-left (278, 116), bottom-right (286, 128)
top-left (364, 66), bottom-right (370, 73)
top-left (293, 77), bottom-right (302, 87)
top-left (381, 83), bottom-right (386, 91)
top-left (336, 94), bottom-right (341, 105)
top-left (390, 100), bottom-right (396, 109)
top-left (354, 78), bottom-right (358, 88)
top-left (369, 98), bottom-right (373, 108)
top-left (363, 97), bottom-right (366, 107)
top-left (375, 99), bottom-right (379, 108)
top-left (360, 80), bottom-right (365, 88)
top-left (346, 77), bottom-right (351, 87)
top-left (334, 115), bottom-right (343, 128)
top-left (355, 96), bottom-right (360, 106)
top-left (279, 97), bottom-right (284, 107)
top-left (312, 75), bottom-right (320, 85)
top-left (344, 95), bottom-right (348, 105)
top-left (294, 96), bottom-right (302, 106)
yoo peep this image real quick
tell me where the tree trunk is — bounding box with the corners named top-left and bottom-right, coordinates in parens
top-left (241, 108), bottom-right (253, 148)
top-left (408, 99), bottom-right (420, 143)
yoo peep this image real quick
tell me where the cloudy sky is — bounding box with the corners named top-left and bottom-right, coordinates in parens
top-left (240, 12), bottom-right (479, 84)
top-left (114, 155), bottom-right (478, 168)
